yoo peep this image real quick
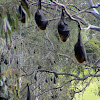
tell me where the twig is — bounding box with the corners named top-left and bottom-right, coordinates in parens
top-left (35, 78), bottom-right (76, 97)
top-left (75, 70), bottom-right (99, 93)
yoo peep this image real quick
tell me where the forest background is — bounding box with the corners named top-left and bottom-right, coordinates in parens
top-left (0, 0), bottom-right (100, 100)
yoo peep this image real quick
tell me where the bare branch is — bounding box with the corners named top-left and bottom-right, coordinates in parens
top-left (36, 78), bottom-right (76, 97)
top-left (88, 0), bottom-right (100, 19)
top-left (50, 0), bottom-right (81, 28)
top-left (37, 69), bottom-right (100, 80)
top-left (57, 53), bottom-right (76, 63)
top-left (50, 0), bottom-right (100, 31)
top-left (75, 70), bottom-right (99, 93)
top-left (83, 25), bottom-right (100, 31)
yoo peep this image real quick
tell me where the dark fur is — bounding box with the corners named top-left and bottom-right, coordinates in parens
top-left (27, 83), bottom-right (31, 100)
top-left (74, 31), bottom-right (87, 63)
top-left (35, 0), bottom-right (48, 30)
top-left (57, 9), bottom-right (70, 42)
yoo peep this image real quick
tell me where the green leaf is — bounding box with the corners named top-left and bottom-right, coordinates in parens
top-left (0, 17), bottom-right (3, 34)
top-left (6, 17), bottom-right (12, 32)
top-left (21, 7), bottom-right (28, 26)
top-left (5, 32), bottom-right (8, 45)
top-left (1, 24), bottom-right (5, 38)
top-left (2, 76), bottom-right (6, 82)
top-left (7, 11), bottom-right (12, 25)
top-left (4, 85), bottom-right (8, 95)
top-left (21, 1), bottom-right (30, 17)
top-left (14, 12), bottom-right (19, 30)
top-left (8, 28), bottom-right (12, 44)
top-left (0, 80), bottom-right (3, 86)
top-left (4, 17), bottom-right (7, 32)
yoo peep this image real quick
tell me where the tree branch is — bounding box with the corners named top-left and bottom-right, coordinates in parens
top-left (50, 0), bottom-right (100, 31)
top-left (37, 69), bottom-right (100, 80)
top-left (35, 78), bottom-right (76, 97)
top-left (75, 70), bottom-right (99, 93)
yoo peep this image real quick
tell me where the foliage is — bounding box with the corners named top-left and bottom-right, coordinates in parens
top-left (0, 0), bottom-right (100, 100)
top-left (85, 39), bottom-right (100, 63)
